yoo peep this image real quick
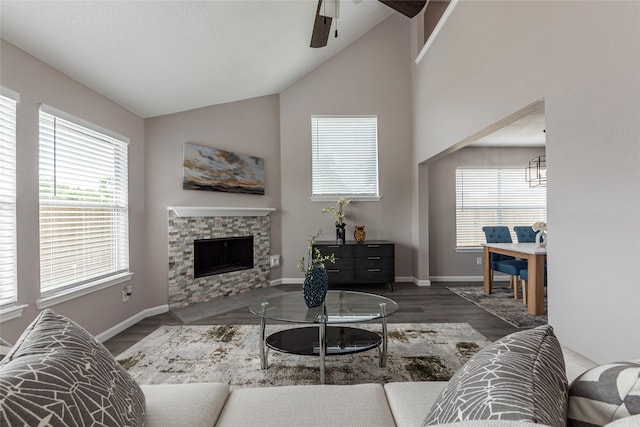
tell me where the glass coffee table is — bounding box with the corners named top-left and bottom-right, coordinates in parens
top-left (249, 290), bottom-right (399, 384)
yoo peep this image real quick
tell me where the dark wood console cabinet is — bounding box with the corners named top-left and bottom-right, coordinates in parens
top-left (313, 241), bottom-right (395, 290)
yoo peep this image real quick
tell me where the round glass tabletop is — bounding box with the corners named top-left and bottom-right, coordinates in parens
top-left (249, 290), bottom-right (398, 324)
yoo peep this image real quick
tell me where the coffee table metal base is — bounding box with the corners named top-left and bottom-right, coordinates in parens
top-left (260, 326), bottom-right (385, 384)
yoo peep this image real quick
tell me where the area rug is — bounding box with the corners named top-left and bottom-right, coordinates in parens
top-left (447, 286), bottom-right (547, 328)
top-left (115, 323), bottom-right (491, 387)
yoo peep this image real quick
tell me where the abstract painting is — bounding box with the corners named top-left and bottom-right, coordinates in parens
top-left (183, 143), bottom-right (265, 195)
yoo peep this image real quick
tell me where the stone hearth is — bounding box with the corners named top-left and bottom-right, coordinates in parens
top-left (167, 207), bottom-right (273, 309)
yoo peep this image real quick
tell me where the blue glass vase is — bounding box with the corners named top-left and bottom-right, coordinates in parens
top-left (303, 266), bottom-right (329, 308)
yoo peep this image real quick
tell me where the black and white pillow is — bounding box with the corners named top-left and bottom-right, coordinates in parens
top-left (0, 309), bottom-right (145, 426)
top-left (423, 324), bottom-right (568, 426)
top-left (568, 361), bottom-right (640, 426)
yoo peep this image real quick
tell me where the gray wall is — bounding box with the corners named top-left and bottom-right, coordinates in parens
top-left (411, 1), bottom-right (640, 361)
top-left (0, 40), bottom-right (147, 341)
top-left (427, 146), bottom-right (546, 279)
top-left (279, 15), bottom-right (414, 281)
top-left (144, 95), bottom-right (283, 304)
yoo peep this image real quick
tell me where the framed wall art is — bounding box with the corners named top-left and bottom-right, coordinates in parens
top-left (183, 143), bottom-right (265, 195)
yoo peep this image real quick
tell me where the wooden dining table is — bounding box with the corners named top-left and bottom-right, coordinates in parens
top-left (482, 242), bottom-right (547, 316)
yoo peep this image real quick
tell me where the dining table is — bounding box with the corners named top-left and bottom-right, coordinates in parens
top-left (482, 242), bottom-right (547, 316)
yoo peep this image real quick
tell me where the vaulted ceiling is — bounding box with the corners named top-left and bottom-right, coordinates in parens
top-left (0, 0), bottom-right (395, 118)
top-left (1, 0), bottom-right (544, 146)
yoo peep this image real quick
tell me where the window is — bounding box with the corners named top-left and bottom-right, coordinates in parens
top-left (39, 106), bottom-right (129, 296)
top-left (0, 92), bottom-right (18, 307)
top-left (311, 115), bottom-right (379, 200)
top-left (456, 167), bottom-right (546, 248)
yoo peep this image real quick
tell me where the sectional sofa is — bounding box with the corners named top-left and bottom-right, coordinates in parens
top-left (1, 310), bottom-right (638, 427)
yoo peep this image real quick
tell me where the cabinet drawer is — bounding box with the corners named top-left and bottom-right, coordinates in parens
top-left (325, 257), bottom-right (352, 270)
top-left (355, 256), bottom-right (394, 270)
top-left (314, 244), bottom-right (353, 258)
top-left (325, 268), bottom-right (353, 284)
top-left (354, 268), bottom-right (394, 283)
top-left (353, 244), bottom-right (394, 257)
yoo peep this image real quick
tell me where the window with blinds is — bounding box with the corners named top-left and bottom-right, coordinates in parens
top-left (39, 107), bottom-right (129, 295)
top-left (456, 167), bottom-right (547, 248)
top-left (311, 116), bottom-right (379, 200)
top-left (0, 93), bottom-right (18, 306)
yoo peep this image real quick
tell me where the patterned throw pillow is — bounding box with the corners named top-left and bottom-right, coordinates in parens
top-left (423, 324), bottom-right (568, 426)
top-left (0, 309), bottom-right (145, 426)
top-left (568, 361), bottom-right (640, 426)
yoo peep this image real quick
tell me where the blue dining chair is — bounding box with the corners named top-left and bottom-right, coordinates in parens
top-left (482, 226), bottom-right (527, 292)
top-left (513, 226), bottom-right (539, 243)
top-left (519, 266), bottom-right (547, 305)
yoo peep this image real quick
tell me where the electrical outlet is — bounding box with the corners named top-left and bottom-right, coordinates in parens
top-left (269, 255), bottom-right (280, 268)
top-left (122, 289), bottom-right (129, 302)
top-left (476, 256), bottom-right (482, 265)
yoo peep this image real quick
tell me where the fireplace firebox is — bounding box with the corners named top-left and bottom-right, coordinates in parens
top-left (194, 236), bottom-right (254, 278)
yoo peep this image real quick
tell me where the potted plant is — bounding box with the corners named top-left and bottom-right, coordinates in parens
top-left (322, 198), bottom-right (351, 244)
top-left (297, 230), bottom-right (335, 307)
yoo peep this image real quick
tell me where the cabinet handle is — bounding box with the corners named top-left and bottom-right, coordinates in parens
top-left (327, 269), bottom-right (340, 273)
top-left (367, 245), bottom-right (380, 248)
top-left (367, 269), bottom-right (381, 272)
top-left (326, 245), bottom-right (340, 248)
top-left (368, 256), bottom-right (381, 260)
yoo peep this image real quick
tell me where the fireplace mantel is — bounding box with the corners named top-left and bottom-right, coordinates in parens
top-left (168, 206), bottom-right (275, 217)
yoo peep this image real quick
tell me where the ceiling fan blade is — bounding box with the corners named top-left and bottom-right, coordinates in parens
top-left (310, 0), bottom-right (332, 48)
top-left (379, 1), bottom-right (427, 18)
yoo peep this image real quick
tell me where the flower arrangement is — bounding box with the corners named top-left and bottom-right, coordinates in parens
top-left (322, 197), bottom-right (351, 226)
top-left (297, 229), bottom-right (335, 279)
top-left (532, 222), bottom-right (547, 232)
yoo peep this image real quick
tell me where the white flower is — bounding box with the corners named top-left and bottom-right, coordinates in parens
top-left (321, 198), bottom-right (351, 225)
top-left (532, 222), bottom-right (547, 231)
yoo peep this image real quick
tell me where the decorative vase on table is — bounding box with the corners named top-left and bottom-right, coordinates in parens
top-left (535, 230), bottom-right (548, 248)
top-left (354, 225), bottom-right (366, 243)
top-left (336, 223), bottom-right (346, 245)
top-left (303, 266), bottom-right (329, 308)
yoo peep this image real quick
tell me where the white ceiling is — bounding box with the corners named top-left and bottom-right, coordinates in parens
top-left (0, 0), bottom-right (394, 118)
top-left (0, 0), bottom-right (544, 146)
top-left (474, 108), bottom-right (546, 147)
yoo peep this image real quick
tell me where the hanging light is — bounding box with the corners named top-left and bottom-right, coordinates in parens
top-left (526, 155), bottom-right (546, 187)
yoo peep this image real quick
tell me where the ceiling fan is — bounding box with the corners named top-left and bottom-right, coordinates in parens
top-left (310, 0), bottom-right (427, 48)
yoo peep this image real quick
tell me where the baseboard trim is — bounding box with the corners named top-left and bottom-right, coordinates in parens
top-left (429, 276), bottom-right (510, 282)
top-left (96, 305), bottom-right (168, 343)
top-left (412, 278), bottom-right (432, 286)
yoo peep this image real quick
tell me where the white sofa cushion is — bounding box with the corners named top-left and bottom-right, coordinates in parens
top-left (141, 383), bottom-right (229, 427)
top-left (215, 383), bottom-right (395, 427)
top-left (385, 381), bottom-right (448, 427)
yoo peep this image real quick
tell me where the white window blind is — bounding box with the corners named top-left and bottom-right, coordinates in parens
top-left (0, 94), bottom-right (18, 306)
top-left (311, 116), bottom-right (379, 199)
top-left (456, 167), bottom-right (547, 248)
top-left (39, 107), bottom-right (129, 295)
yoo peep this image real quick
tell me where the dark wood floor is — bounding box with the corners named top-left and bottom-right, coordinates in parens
top-left (103, 282), bottom-right (519, 356)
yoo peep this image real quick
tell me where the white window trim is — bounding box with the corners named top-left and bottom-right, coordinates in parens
top-left (310, 195), bottom-right (381, 202)
top-left (38, 105), bottom-right (131, 297)
top-left (311, 115), bottom-right (380, 200)
top-left (36, 272), bottom-right (133, 309)
top-left (39, 103), bottom-right (129, 144)
top-left (455, 165), bottom-right (547, 249)
top-left (0, 89), bottom-right (19, 310)
top-left (0, 304), bottom-right (28, 322)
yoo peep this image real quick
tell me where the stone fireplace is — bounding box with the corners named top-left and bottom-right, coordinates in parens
top-left (167, 207), bottom-right (274, 309)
